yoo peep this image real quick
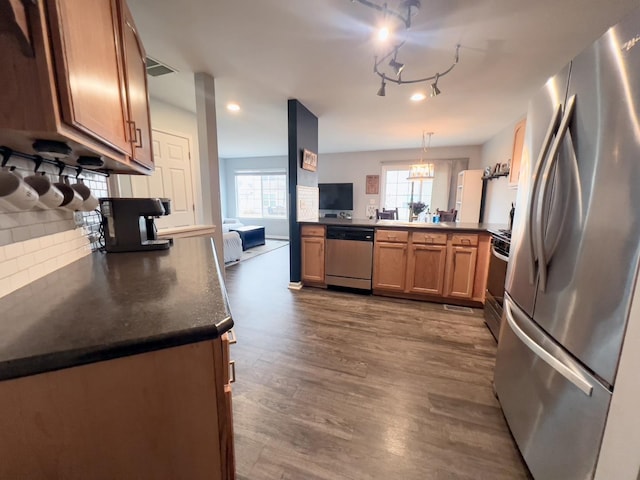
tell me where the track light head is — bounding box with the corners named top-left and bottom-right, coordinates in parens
top-left (377, 79), bottom-right (386, 96)
top-left (430, 74), bottom-right (441, 97)
top-left (389, 58), bottom-right (405, 76)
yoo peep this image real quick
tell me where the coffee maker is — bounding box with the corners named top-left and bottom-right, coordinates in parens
top-left (99, 197), bottom-right (172, 253)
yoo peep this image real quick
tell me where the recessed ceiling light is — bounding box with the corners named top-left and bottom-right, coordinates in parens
top-left (227, 103), bottom-right (240, 112)
top-left (410, 92), bottom-right (426, 102)
top-left (378, 26), bottom-right (390, 41)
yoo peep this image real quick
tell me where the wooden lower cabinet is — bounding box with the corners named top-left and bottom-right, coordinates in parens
top-left (0, 340), bottom-right (235, 480)
top-left (446, 246), bottom-right (478, 299)
top-left (373, 242), bottom-right (408, 291)
top-left (217, 333), bottom-right (236, 479)
top-left (301, 236), bottom-right (325, 284)
top-left (372, 228), bottom-right (489, 305)
top-left (407, 244), bottom-right (447, 296)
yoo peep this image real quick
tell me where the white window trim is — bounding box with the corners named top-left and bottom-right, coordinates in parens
top-left (234, 169), bottom-right (287, 219)
top-left (380, 163), bottom-right (433, 210)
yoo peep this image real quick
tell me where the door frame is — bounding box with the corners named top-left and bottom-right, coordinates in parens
top-left (112, 128), bottom-right (199, 224)
top-left (152, 128), bottom-right (199, 224)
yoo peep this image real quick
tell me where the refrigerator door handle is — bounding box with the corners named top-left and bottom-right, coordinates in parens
top-left (527, 104), bottom-right (563, 284)
top-left (543, 129), bottom-right (581, 263)
top-left (535, 95), bottom-right (576, 292)
top-left (505, 296), bottom-right (594, 396)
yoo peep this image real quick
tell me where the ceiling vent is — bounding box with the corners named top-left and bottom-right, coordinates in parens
top-left (146, 56), bottom-right (177, 77)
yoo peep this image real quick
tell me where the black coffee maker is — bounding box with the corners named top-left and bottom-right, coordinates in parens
top-left (99, 197), bottom-right (172, 253)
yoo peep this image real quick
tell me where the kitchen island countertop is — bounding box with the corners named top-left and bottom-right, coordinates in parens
top-left (300, 217), bottom-right (507, 232)
top-left (0, 237), bottom-right (233, 381)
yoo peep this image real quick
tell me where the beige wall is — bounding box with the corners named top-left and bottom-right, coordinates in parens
top-left (318, 145), bottom-right (481, 220)
top-left (479, 118), bottom-right (523, 224)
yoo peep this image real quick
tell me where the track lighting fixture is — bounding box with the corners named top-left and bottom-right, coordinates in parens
top-left (352, 0), bottom-right (421, 29)
top-left (430, 74), bottom-right (441, 97)
top-left (389, 57), bottom-right (405, 77)
top-left (351, 0), bottom-right (460, 97)
top-left (377, 78), bottom-right (386, 96)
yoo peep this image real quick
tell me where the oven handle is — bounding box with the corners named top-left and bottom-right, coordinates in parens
top-left (491, 245), bottom-right (509, 263)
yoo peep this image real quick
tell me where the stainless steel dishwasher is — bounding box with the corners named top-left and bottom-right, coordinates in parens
top-left (325, 226), bottom-right (374, 290)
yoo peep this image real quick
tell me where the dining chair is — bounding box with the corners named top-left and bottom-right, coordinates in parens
top-left (437, 208), bottom-right (457, 222)
top-left (376, 208), bottom-right (398, 220)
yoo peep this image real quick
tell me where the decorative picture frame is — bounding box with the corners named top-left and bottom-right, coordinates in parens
top-left (301, 149), bottom-right (318, 172)
top-left (366, 175), bottom-right (379, 194)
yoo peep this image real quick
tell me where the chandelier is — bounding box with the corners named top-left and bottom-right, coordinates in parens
top-left (408, 131), bottom-right (435, 181)
top-left (351, 0), bottom-right (461, 97)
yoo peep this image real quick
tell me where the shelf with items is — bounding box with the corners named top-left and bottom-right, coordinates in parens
top-left (482, 171), bottom-right (510, 181)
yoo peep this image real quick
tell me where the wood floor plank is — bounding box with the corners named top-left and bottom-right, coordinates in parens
top-left (225, 246), bottom-right (530, 479)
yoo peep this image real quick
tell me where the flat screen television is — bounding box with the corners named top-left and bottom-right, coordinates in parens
top-left (319, 183), bottom-right (353, 210)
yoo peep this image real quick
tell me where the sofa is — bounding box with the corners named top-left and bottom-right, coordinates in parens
top-left (222, 219), bottom-right (244, 264)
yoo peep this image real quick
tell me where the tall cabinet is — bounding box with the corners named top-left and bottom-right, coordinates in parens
top-left (455, 169), bottom-right (484, 223)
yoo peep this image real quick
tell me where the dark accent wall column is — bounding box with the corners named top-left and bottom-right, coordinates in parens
top-left (288, 99), bottom-right (318, 284)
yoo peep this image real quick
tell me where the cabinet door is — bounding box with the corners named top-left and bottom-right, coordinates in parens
top-left (446, 246), bottom-right (478, 298)
top-left (301, 236), bottom-right (325, 284)
top-left (47, 0), bottom-right (130, 154)
top-left (407, 244), bottom-right (447, 296)
top-left (120, 1), bottom-right (153, 169)
top-left (220, 334), bottom-right (236, 479)
top-left (509, 118), bottom-right (526, 187)
top-left (373, 242), bottom-right (407, 291)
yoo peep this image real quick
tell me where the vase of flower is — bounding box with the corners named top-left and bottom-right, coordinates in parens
top-left (408, 201), bottom-right (426, 222)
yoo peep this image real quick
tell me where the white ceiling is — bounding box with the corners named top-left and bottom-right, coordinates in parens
top-left (130, 0), bottom-right (639, 158)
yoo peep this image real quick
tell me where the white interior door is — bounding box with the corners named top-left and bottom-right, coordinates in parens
top-left (130, 130), bottom-right (196, 229)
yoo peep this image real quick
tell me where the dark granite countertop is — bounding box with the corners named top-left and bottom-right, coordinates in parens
top-left (300, 217), bottom-right (507, 232)
top-left (0, 237), bottom-right (233, 381)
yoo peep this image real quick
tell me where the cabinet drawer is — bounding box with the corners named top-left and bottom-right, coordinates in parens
top-left (451, 234), bottom-right (478, 246)
top-left (412, 231), bottom-right (447, 245)
top-left (301, 225), bottom-right (325, 237)
top-left (376, 229), bottom-right (408, 243)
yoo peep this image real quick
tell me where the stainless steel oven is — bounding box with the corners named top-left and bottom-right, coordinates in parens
top-left (485, 230), bottom-right (510, 341)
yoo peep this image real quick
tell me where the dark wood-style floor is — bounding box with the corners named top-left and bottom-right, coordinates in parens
top-left (225, 246), bottom-right (529, 480)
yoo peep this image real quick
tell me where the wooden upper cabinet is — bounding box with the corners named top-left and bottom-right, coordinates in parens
top-left (0, 0), bottom-right (152, 174)
top-left (120, 1), bottom-right (153, 169)
top-left (47, 0), bottom-right (130, 155)
top-left (509, 118), bottom-right (526, 188)
top-left (446, 246), bottom-right (478, 299)
top-left (407, 244), bottom-right (447, 296)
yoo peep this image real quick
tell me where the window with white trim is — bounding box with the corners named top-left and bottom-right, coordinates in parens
top-left (381, 165), bottom-right (433, 220)
top-left (235, 170), bottom-right (287, 218)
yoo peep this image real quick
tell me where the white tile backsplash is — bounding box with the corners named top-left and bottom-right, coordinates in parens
top-left (0, 228), bottom-right (91, 298)
top-left (0, 157), bottom-right (109, 299)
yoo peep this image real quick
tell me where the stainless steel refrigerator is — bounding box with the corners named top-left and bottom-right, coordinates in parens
top-left (494, 9), bottom-right (640, 480)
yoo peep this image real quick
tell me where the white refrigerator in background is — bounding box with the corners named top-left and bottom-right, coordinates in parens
top-left (454, 169), bottom-right (483, 222)
top-left (494, 8), bottom-right (640, 479)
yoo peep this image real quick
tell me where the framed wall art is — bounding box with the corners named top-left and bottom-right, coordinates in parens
top-left (301, 149), bottom-right (318, 172)
top-left (366, 175), bottom-right (379, 194)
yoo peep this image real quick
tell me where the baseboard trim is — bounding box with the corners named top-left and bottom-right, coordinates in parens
top-left (267, 235), bottom-right (289, 241)
top-left (288, 282), bottom-right (303, 291)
